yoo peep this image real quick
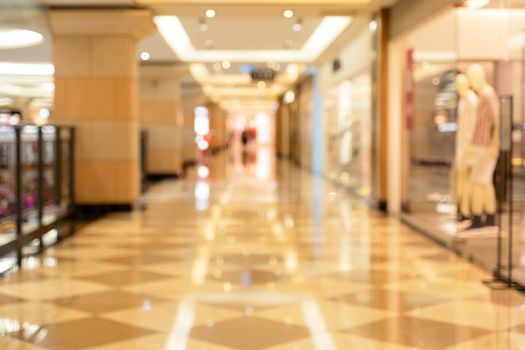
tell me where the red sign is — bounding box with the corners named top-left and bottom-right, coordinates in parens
top-left (405, 49), bottom-right (415, 130)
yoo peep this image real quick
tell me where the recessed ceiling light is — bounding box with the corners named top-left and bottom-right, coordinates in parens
top-left (292, 18), bottom-right (303, 32)
top-left (283, 90), bottom-right (295, 104)
top-left (257, 81), bottom-right (266, 89)
top-left (222, 60), bottom-right (231, 69)
top-left (283, 9), bottom-right (294, 18)
top-left (205, 39), bottom-right (214, 49)
top-left (464, 0), bottom-right (489, 9)
top-left (0, 28), bottom-right (43, 49)
top-left (206, 9), bottom-right (216, 18)
top-left (140, 51), bottom-right (150, 61)
top-left (213, 62), bottom-right (222, 72)
top-left (368, 20), bottom-right (378, 32)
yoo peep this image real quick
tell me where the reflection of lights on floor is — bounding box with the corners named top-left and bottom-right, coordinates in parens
top-left (283, 215), bottom-right (295, 228)
top-left (441, 223), bottom-right (458, 236)
top-left (436, 203), bottom-right (456, 214)
top-left (24, 257), bottom-right (39, 269)
top-left (266, 207), bottom-right (277, 221)
top-left (204, 223), bottom-right (215, 241)
top-left (198, 165), bottom-right (209, 178)
top-left (358, 186), bottom-right (371, 197)
top-left (301, 300), bottom-right (337, 350)
top-left (0, 256), bottom-right (16, 274)
top-left (285, 250), bottom-right (298, 273)
top-left (0, 319), bottom-right (44, 339)
top-left (192, 247), bottom-right (210, 284)
top-left (166, 299), bottom-right (195, 350)
top-left (142, 299), bottom-right (152, 311)
top-left (256, 147), bottom-right (271, 180)
top-left (194, 181), bottom-right (210, 211)
top-left (272, 223), bottom-right (285, 241)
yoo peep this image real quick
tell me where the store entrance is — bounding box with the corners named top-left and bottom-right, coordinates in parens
top-left (394, 0), bottom-right (525, 287)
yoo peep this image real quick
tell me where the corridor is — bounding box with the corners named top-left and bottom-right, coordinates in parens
top-left (0, 151), bottom-right (525, 350)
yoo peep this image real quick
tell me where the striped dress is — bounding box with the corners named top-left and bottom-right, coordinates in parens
top-left (473, 86), bottom-right (499, 147)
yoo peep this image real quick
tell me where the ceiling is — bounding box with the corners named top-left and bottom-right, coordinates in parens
top-left (0, 0), bottom-right (399, 114)
top-left (179, 17), bottom-right (322, 51)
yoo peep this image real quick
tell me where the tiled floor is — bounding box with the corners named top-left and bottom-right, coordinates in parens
top-left (2, 149), bottom-right (525, 349)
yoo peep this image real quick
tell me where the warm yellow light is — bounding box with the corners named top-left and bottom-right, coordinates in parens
top-left (222, 60), bottom-right (231, 69)
top-left (464, 0), bottom-right (489, 9)
top-left (283, 9), bottom-right (294, 18)
top-left (205, 9), bottom-right (216, 18)
top-left (257, 81), bottom-right (266, 89)
top-left (189, 63), bottom-right (209, 82)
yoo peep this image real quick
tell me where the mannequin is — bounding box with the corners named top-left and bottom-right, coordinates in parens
top-left (465, 64), bottom-right (500, 229)
top-left (455, 73), bottom-right (478, 221)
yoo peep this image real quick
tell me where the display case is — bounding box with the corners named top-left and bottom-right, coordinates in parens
top-left (0, 124), bottom-right (74, 270)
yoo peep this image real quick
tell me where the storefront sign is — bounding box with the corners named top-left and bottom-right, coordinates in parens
top-left (405, 49), bottom-right (415, 130)
top-left (332, 58), bottom-right (341, 73)
top-left (250, 68), bottom-right (275, 82)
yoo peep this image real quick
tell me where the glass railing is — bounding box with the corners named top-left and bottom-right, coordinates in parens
top-left (0, 124), bottom-right (74, 272)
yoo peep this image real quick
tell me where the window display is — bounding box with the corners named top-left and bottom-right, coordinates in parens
top-left (391, 0), bottom-right (525, 287)
top-left (455, 73), bottom-right (478, 222)
top-left (463, 64), bottom-right (500, 230)
top-left (324, 77), bottom-right (372, 197)
top-left (320, 24), bottom-right (373, 198)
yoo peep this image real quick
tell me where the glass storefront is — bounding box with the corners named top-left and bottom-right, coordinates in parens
top-left (393, 0), bottom-right (525, 286)
top-left (320, 22), bottom-right (373, 199)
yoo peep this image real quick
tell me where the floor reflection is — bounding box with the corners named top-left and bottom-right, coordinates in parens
top-left (0, 149), bottom-right (525, 349)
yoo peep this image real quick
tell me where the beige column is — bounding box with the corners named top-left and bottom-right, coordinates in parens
top-left (140, 65), bottom-right (186, 176)
top-left (207, 102), bottom-right (228, 151)
top-left (50, 9), bottom-right (155, 205)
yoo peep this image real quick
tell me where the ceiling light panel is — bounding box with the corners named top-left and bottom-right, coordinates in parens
top-left (0, 28), bottom-right (44, 49)
top-left (180, 17), bottom-right (321, 51)
top-left (464, 0), bottom-right (489, 9)
top-left (0, 62), bottom-right (54, 75)
top-left (155, 15), bottom-right (352, 63)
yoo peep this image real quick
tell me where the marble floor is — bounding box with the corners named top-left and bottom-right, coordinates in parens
top-left (1, 149), bottom-right (525, 349)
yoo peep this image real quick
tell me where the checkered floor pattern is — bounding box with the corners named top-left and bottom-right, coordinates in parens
top-left (1, 156), bottom-right (525, 349)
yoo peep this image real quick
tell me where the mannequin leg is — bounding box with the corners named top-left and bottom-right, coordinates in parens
top-left (470, 182), bottom-right (497, 227)
top-left (484, 183), bottom-right (497, 226)
top-left (466, 183), bottom-right (485, 230)
top-left (457, 169), bottom-right (471, 216)
top-left (484, 183), bottom-right (497, 214)
top-left (471, 183), bottom-right (484, 216)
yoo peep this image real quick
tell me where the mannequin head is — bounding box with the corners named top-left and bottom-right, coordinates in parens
top-left (467, 64), bottom-right (488, 93)
top-left (455, 73), bottom-right (470, 98)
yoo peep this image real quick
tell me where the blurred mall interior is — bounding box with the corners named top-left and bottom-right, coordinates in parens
top-left (3, 0), bottom-right (525, 348)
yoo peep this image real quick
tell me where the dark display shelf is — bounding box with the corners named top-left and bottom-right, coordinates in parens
top-left (0, 124), bottom-right (75, 266)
